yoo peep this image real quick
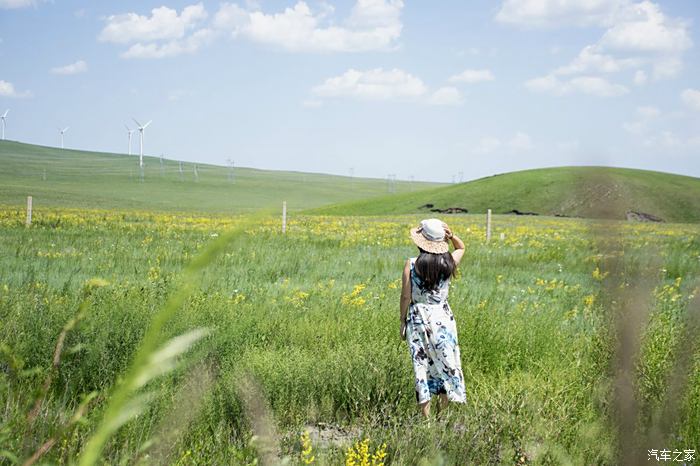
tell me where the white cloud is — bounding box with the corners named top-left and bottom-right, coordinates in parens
top-left (495, 0), bottom-right (628, 28)
top-left (681, 89), bottom-right (700, 111)
top-left (428, 87), bottom-right (463, 106)
top-left (554, 45), bottom-right (640, 75)
top-left (99, 4), bottom-right (208, 43)
top-left (213, 0), bottom-right (403, 52)
top-left (0, 80), bottom-right (32, 98)
top-left (504, 1), bottom-right (693, 87)
top-left (121, 28), bottom-right (214, 59)
top-left (525, 74), bottom-right (628, 97)
top-left (312, 68), bottom-right (462, 106)
top-left (599, 2), bottom-right (692, 54)
top-left (99, 3), bottom-right (211, 59)
top-left (50, 60), bottom-right (88, 75)
top-left (448, 69), bottom-right (494, 84)
top-left (471, 132), bottom-right (533, 155)
top-left (313, 68), bottom-right (427, 101)
top-left (0, 0), bottom-right (36, 9)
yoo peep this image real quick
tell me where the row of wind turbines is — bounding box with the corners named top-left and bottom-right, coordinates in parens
top-left (125, 118), bottom-right (152, 168)
top-left (0, 109), bottom-right (153, 170)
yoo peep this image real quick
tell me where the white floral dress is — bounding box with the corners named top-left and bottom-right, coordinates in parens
top-left (406, 257), bottom-right (466, 404)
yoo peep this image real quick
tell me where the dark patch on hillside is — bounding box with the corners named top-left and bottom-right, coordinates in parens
top-left (430, 207), bottom-right (468, 214)
top-left (507, 209), bottom-right (539, 216)
top-left (418, 203), bottom-right (468, 214)
top-left (626, 211), bottom-right (664, 222)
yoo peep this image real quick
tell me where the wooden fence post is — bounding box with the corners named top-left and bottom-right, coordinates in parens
top-left (486, 209), bottom-right (492, 243)
top-left (282, 201), bottom-right (287, 234)
top-left (26, 196), bottom-right (33, 226)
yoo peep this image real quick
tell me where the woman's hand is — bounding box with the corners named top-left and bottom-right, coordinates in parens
top-left (400, 321), bottom-right (407, 341)
top-left (442, 222), bottom-right (453, 240)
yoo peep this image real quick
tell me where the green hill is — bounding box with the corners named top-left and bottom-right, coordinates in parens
top-left (0, 140), bottom-right (442, 213)
top-left (306, 166), bottom-right (700, 223)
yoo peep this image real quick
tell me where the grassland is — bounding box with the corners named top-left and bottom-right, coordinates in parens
top-left (306, 166), bottom-right (700, 223)
top-left (0, 140), bottom-right (441, 213)
top-left (1, 207), bottom-right (699, 464)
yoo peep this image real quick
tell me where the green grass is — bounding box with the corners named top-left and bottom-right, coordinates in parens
top-left (305, 166), bottom-right (700, 223)
top-left (0, 140), bottom-right (442, 213)
top-left (1, 209), bottom-right (699, 464)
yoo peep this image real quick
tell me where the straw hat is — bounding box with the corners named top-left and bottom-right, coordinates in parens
top-left (410, 218), bottom-right (449, 254)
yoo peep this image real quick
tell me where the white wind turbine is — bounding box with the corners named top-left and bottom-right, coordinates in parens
top-left (125, 124), bottom-right (135, 156)
top-left (59, 127), bottom-right (69, 149)
top-left (1, 110), bottom-right (8, 140)
top-left (133, 118), bottom-right (152, 168)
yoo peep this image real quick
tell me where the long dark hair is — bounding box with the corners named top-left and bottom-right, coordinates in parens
top-left (414, 248), bottom-right (456, 291)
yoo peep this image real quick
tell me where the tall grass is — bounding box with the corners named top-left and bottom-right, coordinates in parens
top-left (0, 208), bottom-right (698, 464)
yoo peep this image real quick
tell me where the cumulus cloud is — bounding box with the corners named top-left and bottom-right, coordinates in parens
top-left (213, 0), bottom-right (404, 52)
top-left (0, 0), bottom-right (37, 9)
top-left (313, 68), bottom-right (426, 100)
top-left (681, 88), bottom-right (700, 111)
top-left (525, 75), bottom-right (628, 97)
top-left (553, 45), bottom-right (641, 75)
top-left (495, 0), bottom-right (628, 28)
top-left (311, 68), bottom-right (461, 106)
top-left (0, 80), bottom-right (32, 98)
top-left (99, 3), bottom-right (211, 58)
top-left (447, 69), bottom-right (494, 84)
top-left (599, 2), bottom-right (692, 54)
top-left (99, 1), bottom-right (403, 57)
top-left (503, 1), bottom-right (693, 90)
top-left (99, 4), bottom-right (207, 43)
top-left (50, 60), bottom-right (88, 75)
top-left (427, 87), bottom-right (463, 106)
top-left (471, 132), bottom-right (533, 155)
top-left (121, 29), bottom-right (214, 59)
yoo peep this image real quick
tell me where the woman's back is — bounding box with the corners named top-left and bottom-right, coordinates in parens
top-left (409, 257), bottom-right (450, 305)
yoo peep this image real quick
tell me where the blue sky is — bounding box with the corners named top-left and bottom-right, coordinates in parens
top-left (1, 0), bottom-right (699, 182)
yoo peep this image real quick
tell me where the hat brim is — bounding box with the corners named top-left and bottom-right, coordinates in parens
top-left (410, 227), bottom-right (449, 254)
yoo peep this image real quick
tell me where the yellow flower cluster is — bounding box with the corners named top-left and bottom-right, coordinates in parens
top-left (345, 439), bottom-right (387, 466)
top-left (655, 277), bottom-right (683, 303)
top-left (300, 430), bottom-right (315, 464)
top-left (342, 283), bottom-right (367, 308)
top-left (285, 289), bottom-right (310, 308)
top-left (592, 267), bottom-right (609, 281)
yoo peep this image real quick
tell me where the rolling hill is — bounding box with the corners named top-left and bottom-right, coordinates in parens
top-left (0, 140), bottom-right (442, 213)
top-left (306, 166), bottom-right (700, 223)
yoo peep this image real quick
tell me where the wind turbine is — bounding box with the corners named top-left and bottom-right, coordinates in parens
top-left (133, 118), bottom-right (152, 168)
top-left (125, 124), bottom-right (135, 156)
top-left (1, 110), bottom-right (8, 140)
top-left (59, 127), bottom-right (69, 149)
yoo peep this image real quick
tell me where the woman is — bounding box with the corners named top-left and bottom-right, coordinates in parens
top-left (400, 218), bottom-right (466, 417)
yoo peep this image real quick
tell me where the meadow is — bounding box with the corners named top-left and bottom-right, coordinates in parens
top-left (0, 140), bottom-right (438, 214)
top-left (1, 207), bottom-right (699, 465)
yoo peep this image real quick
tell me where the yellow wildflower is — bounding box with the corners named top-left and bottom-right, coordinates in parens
top-left (300, 431), bottom-right (315, 464)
